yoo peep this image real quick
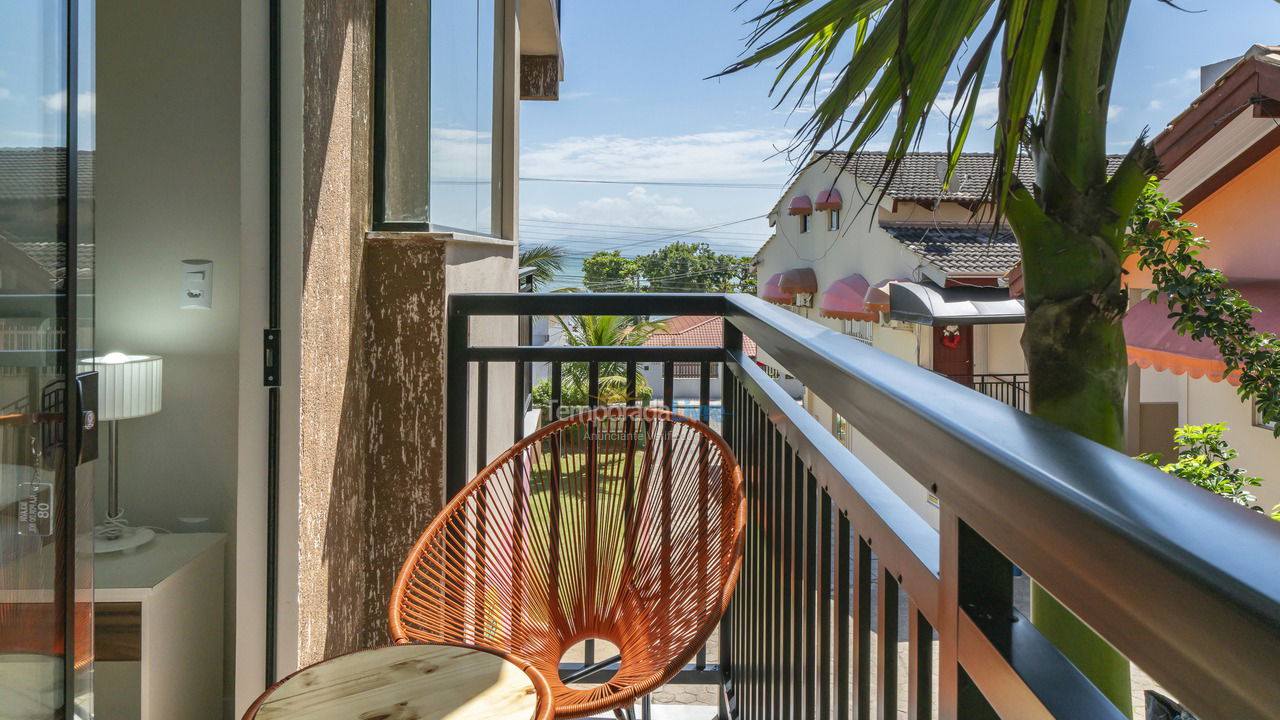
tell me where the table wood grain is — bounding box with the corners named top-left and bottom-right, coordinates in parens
top-left (247, 643), bottom-right (548, 720)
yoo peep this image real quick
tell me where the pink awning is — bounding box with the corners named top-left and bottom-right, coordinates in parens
top-left (864, 278), bottom-right (906, 313)
top-left (820, 273), bottom-right (876, 321)
top-left (1124, 281), bottom-right (1280, 385)
top-left (815, 188), bottom-right (843, 211)
top-left (788, 195), bottom-right (813, 216)
top-left (761, 273), bottom-right (793, 304)
top-left (779, 267), bottom-right (818, 294)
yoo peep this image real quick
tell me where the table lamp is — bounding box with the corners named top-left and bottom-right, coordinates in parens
top-left (92, 352), bottom-right (163, 553)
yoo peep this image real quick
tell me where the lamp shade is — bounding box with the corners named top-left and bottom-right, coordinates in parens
top-left (93, 353), bottom-right (163, 420)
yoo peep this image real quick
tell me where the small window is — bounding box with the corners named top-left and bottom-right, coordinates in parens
top-left (828, 209), bottom-right (840, 231)
top-left (843, 318), bottom-right (873, 343)
top-left (1254, 400), bottom-right (1276, 430)
top-left (800, 214), bottom-right (810, 233)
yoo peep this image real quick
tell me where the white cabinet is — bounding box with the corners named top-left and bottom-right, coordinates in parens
top-left (94, 533), bottom-right (224, 720)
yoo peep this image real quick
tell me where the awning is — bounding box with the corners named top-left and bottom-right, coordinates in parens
top-left (779, 267), bottom-right (818, 294)
top-left (788, 195), bottom-right (813, 216)
top-left (761, 273), bottom-right (793, 304)
top-left (1123, 282), bottom-right (1280, 385)
top-left (815, 188), bottom-right (843, 211)
top-left (864, 278), bottom-right (904, 313)
top-left (889, 281), bottom-right (1024, 325)
top-left (820, 273), bottom-right (876, 321)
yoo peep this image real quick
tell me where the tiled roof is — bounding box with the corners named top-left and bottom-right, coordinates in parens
top-left (825, 151), bottom-right (1125, 201)
top-left (0, 148), bottom-right (95, 200)
top-left (646, 315), bottom-right (758, 356)
top-left (881, 224), bottom-right (1020, 275)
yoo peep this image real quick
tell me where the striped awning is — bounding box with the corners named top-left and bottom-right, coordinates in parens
top-left (788, 195), bottom-right (813, 216)
top-left (761, 273), bottom-right (793, 304)
top-left (778, 267), bottom-right (817, 294)
top-left (820, 273), bottom-right (876, 321)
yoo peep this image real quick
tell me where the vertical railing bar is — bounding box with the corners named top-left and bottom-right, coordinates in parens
top-left (803, 471), bottom-right (818, 718)
top-left (748, 401), bottom-right (762, 720)
top-left (854, 536), bottom-right (871, 720)
top-left (445, 304), bottom-right (470, 498)
top-left (837, 513), bottom-right (852, 720)
top-left (696, 360), bottom-right (711, 670)
top-left (513, 360), bottom-right (525, 444)
top-left (907, 602), bottom-right (933, 720)
top-left (877, 568), bottom-right (900, 720)
top-left (476, 361), bottom-right (489, 472)
top-left (626, 360), bottom-right (637, 407)
top-left (663, 360), bottom-right (675, 412)
top-left (771, 428), bottom-right (785, 720)
top-left (550, 360), bottom-right (562, 423)
top-left (584, 360), bottom-right (599, 668)
top-left (820, 490), bottom-right (834, 720)
top-left (790, 451), bottom-right (804, 720)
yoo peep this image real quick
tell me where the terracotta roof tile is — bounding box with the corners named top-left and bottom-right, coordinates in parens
top-left (645, 315), bottom-right (757, 356)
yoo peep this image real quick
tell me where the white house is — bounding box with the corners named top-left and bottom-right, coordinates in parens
top-left (755, 151), bottom-right (1040, 522)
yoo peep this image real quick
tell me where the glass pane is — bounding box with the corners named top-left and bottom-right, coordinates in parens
top-left (429, 0), bottom-right (494, 234)
top-left (381, 0), bottom-right (431, 223)
top-left (0, 1), bottom-right (92, 717)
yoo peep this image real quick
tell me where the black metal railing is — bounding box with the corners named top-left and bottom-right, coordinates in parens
top-left (944, 372), bottom-right (1029, 412)
top-left (447, 293), bottom-right (1280, 720)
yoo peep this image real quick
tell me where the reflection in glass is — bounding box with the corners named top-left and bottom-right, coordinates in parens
top-left (381, 0), bottom-right (431, 223)
top-left (0, 1), bottom-right (93, 717)
top-left (378, 0), bottom-right (497, 234)
top-left (429, 0), bottom-right (495, 234)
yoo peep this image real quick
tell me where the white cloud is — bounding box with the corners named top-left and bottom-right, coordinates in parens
top-left (1147, 99), bottom-right (1164, 112)
top-left (559, 90), bottom-right (593, 101)
top-left (0, 88), bottom-right (12, 101)
top-left (527, 186), bottom-right (702, 228)
top-left (1107, 104), bottom-right (1124, 121)
top-left (522, 129), bottom-right (794, 183)
top-left (39, 90), bottom-right (95, 115)
top-left (1156, 68), bottom-right (1199, 89)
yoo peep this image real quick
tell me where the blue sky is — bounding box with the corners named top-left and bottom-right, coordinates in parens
top-left (520, 0), bottom-right (1280, 264)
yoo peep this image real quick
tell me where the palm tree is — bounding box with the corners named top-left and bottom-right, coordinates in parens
top-left (556, 315), bottom-right (665, 404)
top-left (719, 0), bottom-right (1191, 711)
top-left (519, 244), bottom-right (567, 291)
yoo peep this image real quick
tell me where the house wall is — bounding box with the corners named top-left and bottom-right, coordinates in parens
top-left (1137, 366), bottom-right (1280, 512)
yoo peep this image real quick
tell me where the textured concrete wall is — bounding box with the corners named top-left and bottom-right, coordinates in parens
top-left (360, 234), bottom-right (449, 646)
top-left (298, 0), bottom-right (372, 666)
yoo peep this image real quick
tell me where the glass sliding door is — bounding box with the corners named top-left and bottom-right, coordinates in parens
top-left (0, 1), bottom-right (96, 718)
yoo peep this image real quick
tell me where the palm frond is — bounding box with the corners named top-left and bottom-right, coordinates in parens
top-left (720, 0), bottom-right (1064, 210)
top-left (519, 244), bottom-right (567, 291)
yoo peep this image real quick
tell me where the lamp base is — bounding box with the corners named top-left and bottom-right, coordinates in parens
top-left (94, 526), bottom-right (155, 554)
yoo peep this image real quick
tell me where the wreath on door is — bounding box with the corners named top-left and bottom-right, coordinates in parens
top-left (940, 325), bottom-right (963, 349)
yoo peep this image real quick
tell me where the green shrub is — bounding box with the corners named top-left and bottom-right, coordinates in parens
top-left (1138, 423), bottom-right (1271, 515)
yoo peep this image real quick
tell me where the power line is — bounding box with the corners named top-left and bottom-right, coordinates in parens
top-left (520, 176), bottom-right (783, 189)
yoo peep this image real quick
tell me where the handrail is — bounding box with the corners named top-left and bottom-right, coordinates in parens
top-left (448, 292), bottom-right (1280, 719)
top-left (723, 292), bottom-right (1280, 718)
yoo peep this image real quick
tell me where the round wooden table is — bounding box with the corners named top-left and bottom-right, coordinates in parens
top-left (244, 642), bottom-right (553, 720)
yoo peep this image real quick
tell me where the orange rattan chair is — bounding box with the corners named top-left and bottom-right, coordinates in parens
top-left (391, 407), bottom-right (746, 719)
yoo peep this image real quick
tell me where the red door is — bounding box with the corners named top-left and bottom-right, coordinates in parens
top-left (933, 325), bottom-right (974, 381)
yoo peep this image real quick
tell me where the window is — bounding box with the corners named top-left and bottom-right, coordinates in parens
top-left (800, 214), bottom-right (810, 233)
top-left (375, 0), bottom-right (499, 234)
top-left (842, 318), bottom-right (873, 343)
top-left (1254, 399), bottom-right (1276, 430)
top-left (828, 209), bottom-right (840, 231)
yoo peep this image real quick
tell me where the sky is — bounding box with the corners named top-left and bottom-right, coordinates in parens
top-left (519, 0), bottom-right (1280, 273)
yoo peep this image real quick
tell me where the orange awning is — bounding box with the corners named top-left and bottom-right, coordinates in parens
top-left (778, 267), bottom-right (817, 294)
top-left (820, 273), bottom-right (876, 321)
top-left (1124, 282), bottom-right (1280, 385)
top-left (761, 273), bottom-right (793, 304)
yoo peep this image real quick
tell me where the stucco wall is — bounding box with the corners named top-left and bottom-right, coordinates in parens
top-left (1173, 146), bottom-right (1280, 283)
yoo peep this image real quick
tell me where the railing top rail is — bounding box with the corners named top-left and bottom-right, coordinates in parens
top-left (722, 292), bottom-right (1280, 718)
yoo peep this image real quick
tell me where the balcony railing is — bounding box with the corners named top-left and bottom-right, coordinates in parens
top-left (944, 372), bottom-right (1029, 412)
top-left (446, 292), bottom-right (1280, 720)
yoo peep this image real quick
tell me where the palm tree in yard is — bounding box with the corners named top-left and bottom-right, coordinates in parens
top-left (719, 0), bottom-right (1215, 711)
top-left (556, 315), bottom-right (665, 404)
top-left (519, 244), bottom-right (567, 291)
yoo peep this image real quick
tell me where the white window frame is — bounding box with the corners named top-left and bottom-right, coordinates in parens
top-left (800, 214), bottom-right (810, 233)
top-left (1254, 399), bottom-right (1276, 431)
top-left (828, 209), bottom-right (840, 231)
